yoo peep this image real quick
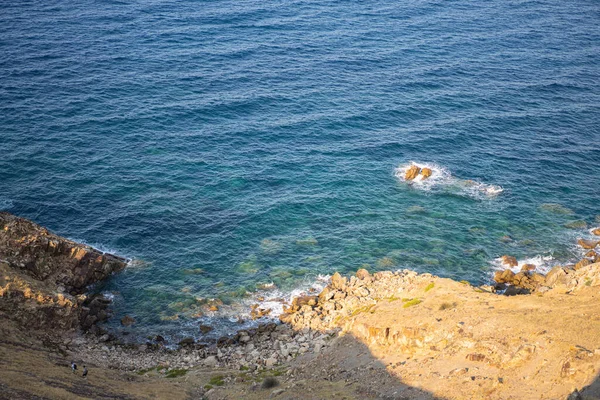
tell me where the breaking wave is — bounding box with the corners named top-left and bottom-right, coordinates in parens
top-left (491, 254), bottom-right (556, 275)
top-left (394, 162), bottom-right (504, 200)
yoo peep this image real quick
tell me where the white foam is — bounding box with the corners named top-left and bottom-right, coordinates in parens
top-left (491, 254), bottom-right (555, 275)
top-left (394, 161), bottom-right (503, 199)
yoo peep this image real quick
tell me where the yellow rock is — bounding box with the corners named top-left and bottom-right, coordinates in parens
top-left (420, 167), bottom-right (432, 180)
top-left (404, 165), bottom-right (421, 181)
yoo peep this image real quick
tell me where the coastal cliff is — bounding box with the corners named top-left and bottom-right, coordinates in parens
top-left (1, 213), bottom-right (600, 399)
top-left (0, 212), bottom-right (127, 333)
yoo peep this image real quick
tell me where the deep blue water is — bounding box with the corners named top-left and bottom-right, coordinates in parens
top-left (1, 0), bottom-right (599, 341)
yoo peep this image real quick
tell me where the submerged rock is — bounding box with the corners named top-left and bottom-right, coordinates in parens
top-left (578, 239), bottom-right (599, 250)
top-left (564, 220), bottom-right (588, 230)
top-left (501, 255), bottom-right (518, 267)
top-left (121, 315), bottom-right (136, 326)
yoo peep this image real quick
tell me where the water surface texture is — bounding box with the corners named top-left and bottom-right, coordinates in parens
top-left (1, 0), bottom-right (599, 340)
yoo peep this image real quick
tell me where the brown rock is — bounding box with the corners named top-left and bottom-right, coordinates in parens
top-left (420, 168), bottom-right (433, 180)
top-left (494, 269), bottom-right (515, 284)
top-left (530, 273), bottom-right (546, 285)
top-left (331, 272), bottom-right (347, 291)
top-left (585, 250), bottom-right (597, 258)
top-left (574, 259), bottom-right (592, 271)
top-left (199, 324), bottom-right (213, 334)
top-left (121, 315), bottom-right (135, 326)
top-left (178, 337), bottom-right (195, 347)
top-left (592, 228), bottom-right (600, 236)
top-left (404, 165), bottom-right (421, 181)
top-left (466, 353), bottom-right (487, 362)
top-left (356, 268), bottom-right (370, 280)
top-left (578, 239), bottom-right (599, 250)
top-left (291, 295), bottom-right (318, 310)
top-left (0, 212), bottom-right (127, 294)
top-left (250, 304), bottom-right (272, 320)
top-left (520, 264), bottom-right (536, 272)
top-left (501, 255), bottom-right (518, 267)
top-left (545, 266), bottom-right (567, 287)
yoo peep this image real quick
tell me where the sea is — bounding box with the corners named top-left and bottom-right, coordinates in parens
top-left (1, 0), bottom-right (599, 342)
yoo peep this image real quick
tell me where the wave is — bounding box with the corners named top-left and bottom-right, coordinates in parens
top-left (491, 254), bottom-right (556, 275)
top-left (241, 274), bottom-right (331, 320)
top-left (0, 198), bottom-right (14, 210)
top-left (394, 162), bottom-right (504, 199)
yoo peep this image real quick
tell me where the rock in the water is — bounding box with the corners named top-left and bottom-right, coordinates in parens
top-left (404, 165), bottom-right (421, 181)
top-left (585, 250), bottom-right (597, 259)
top-left (199, 324), bottom-right (213, 334)
top-left (592, 228), bottom-right (600, 236)
top-left (578, 239), bottom-right (599, 250)
top-left (564, 220), bottom-right (588, 230)
top-left (356, 268), bottom-right (370, 280)
top-left (178, 337), bottom-right (195, 347)
top-left (501, 255), bottom-right (518, 267)
top-left (420, 167), bottom-right (432, 179)
top-left (520, 264), bottom-right (536, 272)
top-left (121, 315), bottom-right (135, 326)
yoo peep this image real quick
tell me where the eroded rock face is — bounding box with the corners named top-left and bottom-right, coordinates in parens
top-left (0, 212), bottom-right (127, 334)
top-left (0, 212), bottom-right (127, 294)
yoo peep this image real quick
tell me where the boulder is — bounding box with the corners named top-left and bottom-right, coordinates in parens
top-left (545, 266), bottom-right (568, 287)
top-left (504, 286), bottom-right (530, 296)
top-left (578, 239), bottom-right (599, 250)
top-left (121, 315), bottom-right (135, 326)
top-left (494, 269), bottom-right (515, 284)
top-left (585, 250), bottom-right (597, 258)
top-left (574, 259), bottom-right (592, 271)
top-left (404, 165), bottom-right (421, 181)
top-left (520, 264), bottom-right (536, 272)
top-left (501, 255), bottom-right (518, 267)
top-left (564, 220), bottom-right (588, 229)
top-left (178, 337), bottom-right (195, 347)
top-left (420, 168), bottom-right (433, 180)
top-left (592, 228), bottom-right (600, 236)
top-left (291, 295), bottom-right (318, 310)
top-left (199, 324), bottom-right (213, 334)
top-left (330, 272), bottom-right (347, 291)
top-left (356, 268), bottom-right (370, 280)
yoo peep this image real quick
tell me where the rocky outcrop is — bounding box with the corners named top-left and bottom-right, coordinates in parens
top-left (0, 212), bottom-right (127, 335)
top-left (578, 238), bottom-right (599, 250)
top-left (404, 165), bottom-right (433, 181)
top-left (0, 212), bottom-right (127, 294)
top-left (500, 255), bottom-right (518, 267)
top-left (405, 165), bottom-right (421, 181)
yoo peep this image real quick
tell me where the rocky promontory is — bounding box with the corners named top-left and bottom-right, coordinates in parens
top-left (0, 212), bottom-right (127, 333)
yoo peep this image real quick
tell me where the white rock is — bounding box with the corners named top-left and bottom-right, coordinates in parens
top-left (204, 356), bottom-right (217, 367)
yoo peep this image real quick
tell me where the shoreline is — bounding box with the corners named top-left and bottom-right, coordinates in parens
top-left (2, 212), bottom-right (600, 399)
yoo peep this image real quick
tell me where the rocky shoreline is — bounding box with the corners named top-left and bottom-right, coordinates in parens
top-left (2, 212), bottom-right (600, 399)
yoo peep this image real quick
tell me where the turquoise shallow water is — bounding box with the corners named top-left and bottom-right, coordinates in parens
top-left (1, 0), bottom-right (599, 340)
